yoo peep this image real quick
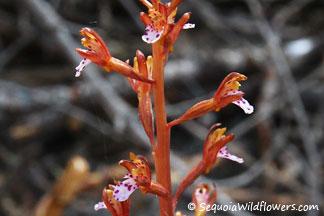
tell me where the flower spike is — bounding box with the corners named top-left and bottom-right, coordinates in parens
top-left (75, 28), bottom-right (154, 83)
top-left (114, 153), bottom-right (168, 201)
top-left (168, 72), bottom-right (254, 127)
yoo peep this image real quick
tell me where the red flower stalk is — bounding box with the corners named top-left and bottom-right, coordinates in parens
top-left (113, 153), bottom-right (168, 201)
top-left (75, 28), bottom-right (153, 83)
top-left (138, 1), bottom-right (198, 214)
top-left (139, 0), bottom-right (194, 45)
top-left (94, 185), bottom-right (130, 216)
top-left (173, 124), bottom-right (242, 210)
top-left (168, 72), bottom-right (254, 127)
top-left (192, 184), bottom-right (217, 216)
top-left (128, 51), bottom-right (155, 147)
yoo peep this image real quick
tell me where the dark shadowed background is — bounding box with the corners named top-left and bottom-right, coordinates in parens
top-left (0, 0), bottom-right (323, 216)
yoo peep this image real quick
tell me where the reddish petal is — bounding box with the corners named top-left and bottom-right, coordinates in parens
top-left (102, 188), bottom-right (122, 216)
top-left (119, 160), bottom-right (136, 173)
top-left (121, 199), bottom-right (130, 216)
top-left (158, 3), bottom-right (167, 19)
top-left (168, 12), bottom-right (191, 46)
top-left (202, 125), bottom-right (225, 161)
top-left (214, 72), bottom-right (247, 102)
top-left (131, 154), bottom-right (152, 181)
top-left (136, 50), bottom-right (148, 77)
top-left (167, 0), bottom-right (183, 15)
top-left (76, 48), bottom-right (106, 66)
top-left (139, 0), bottom-right (152, 8)
top-left (140, 12), bottom-right (152, 27)
top-left (206, 133), bottom-right (234, 170)
top-left (138, 92), bottom-right (155, 146)
top-left (108, 57), bottom-right (154, 83)
top-left (141, 181), bottom-right (169, 198)
top-left (80, 27), bottom-right (111, 60)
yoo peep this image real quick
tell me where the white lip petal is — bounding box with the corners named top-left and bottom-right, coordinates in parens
top-left (142, 25), bottom-right (164, 44)
top-left (113, 177), bottom-right (139, 202)
top-left (183, 23), bottom-right (195, 29)
top-left (232, 97), bottom-right (254, 114)
top-left (94, 201), bottom-right (107, 211)
top-left (217, 146), bottom-right (244, 163)
top-left (75, 58), bottom-right (91, 77)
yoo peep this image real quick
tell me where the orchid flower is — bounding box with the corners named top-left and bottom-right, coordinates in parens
top-left (94, 185), bottom-right (130, 216)
top-left (114, 153), bottom-right (168, 202)
top-left (75, 28), bottom-right (153, 83)
top-left (168, 72), bottom-right (254, 127)
top-left (202, 124), bottom-right (243, 174)
top-left (139, 0), bottom-right (195, 44)
top-left (173, 124), bottom-right (241, 208)
top-left (192, 184), bottom-right (217, 216)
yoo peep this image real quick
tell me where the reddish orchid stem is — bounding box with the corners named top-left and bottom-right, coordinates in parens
top-left (152, 42), bottom-right (173, 216)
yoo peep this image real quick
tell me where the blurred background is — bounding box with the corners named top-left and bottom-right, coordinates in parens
top-left (0, 0), bottom-right (323, 215)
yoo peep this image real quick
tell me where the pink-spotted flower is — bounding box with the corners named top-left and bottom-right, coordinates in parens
top-left (113, 153), bottom-right (168, 202)
top-left (94, 185), bottom-right (130, 216)
top-left (75, 28), bottom-right (153, 83)
top-left (203, 124), bottom-right (243, 173)
top-left (192, 184), bottom-right (217, 216)
top-left (139, 0), bottom-right (195, 44)
top-left (168, 72), bottom-right (254, 127)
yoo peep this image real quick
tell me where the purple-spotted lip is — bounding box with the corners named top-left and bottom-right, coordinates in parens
top-left (217, 146), bottom-right (244, 163)
top-left (232, 97), bottom-right (254, 114)
top-left (142, 25), bottom-right (165, 44)
top-left (75, 58), bottom-right (91, 77)
top-left (112, 175), bottom-right (139, 202)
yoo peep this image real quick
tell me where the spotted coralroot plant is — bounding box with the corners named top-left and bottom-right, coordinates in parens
top-left (75, 0), bottom-right (253, 215)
